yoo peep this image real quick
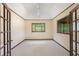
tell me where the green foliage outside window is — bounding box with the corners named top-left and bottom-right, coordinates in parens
top-left (32, 23), bottom-right (45, 32)
top-left (58, 22), bottom-right (69, 34)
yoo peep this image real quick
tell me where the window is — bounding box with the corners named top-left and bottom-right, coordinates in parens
top-left (57, 15), bottom-right (70, 34)
top-left (32, 23), bottom-right (45, 32)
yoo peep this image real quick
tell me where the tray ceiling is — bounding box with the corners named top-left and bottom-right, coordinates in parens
top-left (7, 3), bottom-right (72, 20)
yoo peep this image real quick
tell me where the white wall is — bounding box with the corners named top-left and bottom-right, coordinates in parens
top-left (51, 4), bottom-right (79, 50)
top-left (11, 11), bottom-right (25, 47)
top-left (25, 20), bottom-right (53, 39)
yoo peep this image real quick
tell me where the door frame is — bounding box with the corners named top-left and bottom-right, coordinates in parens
top-left (0, 4), bottom-right (11, 56)
top-left (70, 4), bottom-right (79, 56)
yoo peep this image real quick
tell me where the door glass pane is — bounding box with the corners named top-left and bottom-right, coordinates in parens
top-left (5, 9), bottom-right (7, 20)
top-left (0, 4), bottom-right (3, 17)
top-left (0, 34), bottom-right (3, 48)
top-left (0, 3), bottom-right (1, 16)
top-left (77, 20), bottom-right (79, 55)
top-left (5, 21), bottom-right (7, 32)
top-left (77, 9), bottom-right (79, 19)
top-left (73, 22), bottom-right (75, 55)
top-left (0, 18), bottom-right (1, 56)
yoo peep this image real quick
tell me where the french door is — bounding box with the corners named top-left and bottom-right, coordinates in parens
top-left (70, 5), bottom-right (79, 56)
top-left (0, 4), bottom-right (11, 56)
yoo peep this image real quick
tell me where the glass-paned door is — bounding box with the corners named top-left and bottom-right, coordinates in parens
top-left (70, 5), bottom-right (79, 56)
top-left (0, 4), bottom-right (11, 56)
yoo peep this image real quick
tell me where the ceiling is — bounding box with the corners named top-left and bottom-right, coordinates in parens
top-left (6, 3), bottom-right (72, 20)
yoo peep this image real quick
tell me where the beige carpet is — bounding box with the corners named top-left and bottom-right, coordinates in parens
top-left (11, 40), bottom-right (69, 56)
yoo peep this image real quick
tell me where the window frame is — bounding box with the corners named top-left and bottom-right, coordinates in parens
top-left (57, 15), bottom-right (70, 34)
top-left (32, 23), bottom-right (45, 32)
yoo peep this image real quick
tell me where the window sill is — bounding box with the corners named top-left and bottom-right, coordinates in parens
top-left (57, 32), bottom-right (70, 35)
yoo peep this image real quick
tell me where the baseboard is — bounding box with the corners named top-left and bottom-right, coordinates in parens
top-left (25, 39), bottom-right (53, 40)
top-left (11, 39), bottom-right (25, 50)
top-left (25, 39), bottom-right (70, 53)
top-left (11, 39), bottom-right (69, 52)
top-left (52, 39), bottom-right (70, 53)
top-left (25, 38), bottom-right (70, 53)
top-left (11, 39), bottom-right (53, 50)
top-left (52, 39), bottom-right (79, 56)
